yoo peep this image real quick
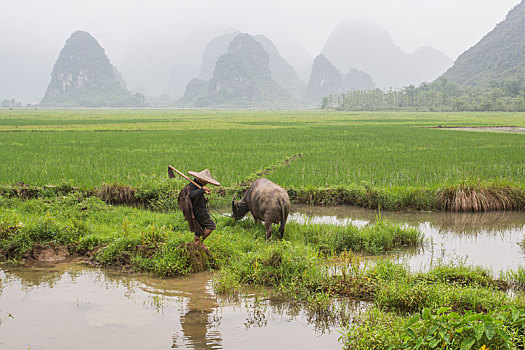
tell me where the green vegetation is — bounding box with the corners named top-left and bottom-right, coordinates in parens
top-left (322, 78), bottom-right (525, 112)
top-left (0, 109), bottom-right (524, 212)
top-left (1, 186), bottom-right (524, 348)
top-left (1, 109), bottom-right (525, 347)
top-left (215, 244), bottom-right (525, 349)
top-left (332, 259), bottom-right (525, 349)
top-left (343, 306), bottom-right (525, 350)
top-left (0, 194), bottom-right (422, 271)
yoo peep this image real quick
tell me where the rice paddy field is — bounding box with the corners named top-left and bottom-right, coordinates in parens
top-left (0, 109), bottom-right (524, 190)
top-left (2, 109), bottom-right (525, 349)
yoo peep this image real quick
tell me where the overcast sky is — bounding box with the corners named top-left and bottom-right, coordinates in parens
top-left (0, 0), bottom-right (521, 101)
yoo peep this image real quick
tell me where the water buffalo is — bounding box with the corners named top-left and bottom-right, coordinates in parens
top-left (232, 178), bottom-right (290, 239)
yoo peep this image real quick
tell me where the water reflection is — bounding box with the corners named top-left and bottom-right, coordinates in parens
top-left (179, 305), bottom-right (220, 349)
top-left (292, 205), bottom-right (525, 272)
top-left (0, 263), bottom-right (342, 350)
top-left (292, 205), bottom-right (525, 235)
top-left (430, 211), bottom-right (524, 235)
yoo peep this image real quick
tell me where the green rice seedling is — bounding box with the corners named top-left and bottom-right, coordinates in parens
top-left (341, 307), bottom-right (406, 349)
top-left (374, 277), bottom-right (520, 314)
top-left (502, 266), bottom-right (525, 290)
top-left (369, 259), bottom-right (411, 282)
top-left (282, 217), bottom-right (422, 255)
top-left (1, 110), bottom-right (524, 198)
top-left (216, 240), bottom-right (325, 287)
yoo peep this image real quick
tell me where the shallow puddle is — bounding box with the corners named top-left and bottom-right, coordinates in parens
top-left (0, 262), bottom-right (356, 350)
top-left (292, 205), bottom-right (525, 272)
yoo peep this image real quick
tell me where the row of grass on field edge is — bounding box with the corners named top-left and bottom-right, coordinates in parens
top-left (1, 179), bottom-right (525, 212)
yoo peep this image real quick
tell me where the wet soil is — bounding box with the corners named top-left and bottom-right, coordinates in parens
top-left (180, 242), bottom-right (211, 273)
top-left (26, 244), bottom-right (70, 263)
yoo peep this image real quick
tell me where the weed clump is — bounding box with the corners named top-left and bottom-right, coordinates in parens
top-left (437, 182), bottom-right (525, 212)
top-left (94, 182), bottom-right (136, 205)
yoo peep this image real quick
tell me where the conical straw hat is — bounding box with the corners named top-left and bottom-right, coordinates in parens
top-left (188, 169), bottom-right (221, 186)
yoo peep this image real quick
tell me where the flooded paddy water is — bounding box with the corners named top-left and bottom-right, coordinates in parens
top-left (1, 206), bottom-right (524, 349)
top-left (291, 205), bottom-right (525, 273)
top-left (0, 263), bottom-right (354, 350)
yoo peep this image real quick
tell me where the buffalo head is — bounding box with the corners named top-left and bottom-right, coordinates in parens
top-left (231, 193), bottom-right (250, 220)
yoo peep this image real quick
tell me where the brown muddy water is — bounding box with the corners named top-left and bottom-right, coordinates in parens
top-left (291, 205), bottom-right (525, 272)
top-left (0, 262), bottom-right (358, 350)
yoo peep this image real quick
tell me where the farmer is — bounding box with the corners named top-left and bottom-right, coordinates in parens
top-left (178, 169), bottom-right (221, 244)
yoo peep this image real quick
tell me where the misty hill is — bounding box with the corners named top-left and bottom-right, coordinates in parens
top-left (199, 32), bottom-right (241, 80)
top-left (180, 33), bottom-right (295, 107)
top-left (273, 41), bottom-right (313, 82)
top-left (197, 33), bottom-right (305, 99)
top-left (303, 55), bottom-right (375, 105)
top-left (344, 68), bottom-right (375, 91)
top-left (440, 1), bottom-right (525, 87)
top-left (207, 34), bottom-right (293, 107)
top-left (254, 35), bottom-right (306, 99)
top-left (303, 54), bottom-right (343, 105)
top-left (169, 28), bottom-right (239, 99)
top-left (322, 20), bottom-right (453, 89)
top-left (41, 31), bottom-right (139, 107)
top-left (177, 78), bottom-right (209, 106)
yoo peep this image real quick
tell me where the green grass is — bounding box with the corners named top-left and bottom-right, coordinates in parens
top-left (0, 194), bottom-right (422, 272)
top-left (342, 305), bottom-right (525, 350)
top-left (2, 109), bottom-right (524, 348)
top-left (1, 194), bottom-right (524, 348)
top-left (0, 110), bottom-right (524, 190)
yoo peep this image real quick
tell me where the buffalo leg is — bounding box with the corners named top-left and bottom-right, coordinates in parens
top-left (264, 220), bottom-right (272, 240)
top-left (251, 212), bottom-right (259, 223)
top-left (278, 222), bottom-right (285, 239)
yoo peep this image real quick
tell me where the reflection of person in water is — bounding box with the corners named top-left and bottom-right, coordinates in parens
top-left (180, 308), bottom-right (214, 349)
top-left (173, 275), bottom-right (222, 350)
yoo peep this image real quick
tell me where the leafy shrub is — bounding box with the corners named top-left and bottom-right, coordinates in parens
top-left (344, 306), bottom-right (525, 350)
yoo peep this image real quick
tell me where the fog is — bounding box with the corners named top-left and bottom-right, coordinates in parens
top-left (0, 0), bottom-right (520, 102)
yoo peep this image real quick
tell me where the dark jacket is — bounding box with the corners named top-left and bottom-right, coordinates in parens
top-left (189, 181), bottom-right (208, 221)
top-left (188, 180), bottom-right (216, 231)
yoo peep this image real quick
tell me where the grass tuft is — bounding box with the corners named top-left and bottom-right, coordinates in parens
top-left (437, 182), bottom-right (525, 212)
top-left (94, 182), bottom-right (136, 205)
